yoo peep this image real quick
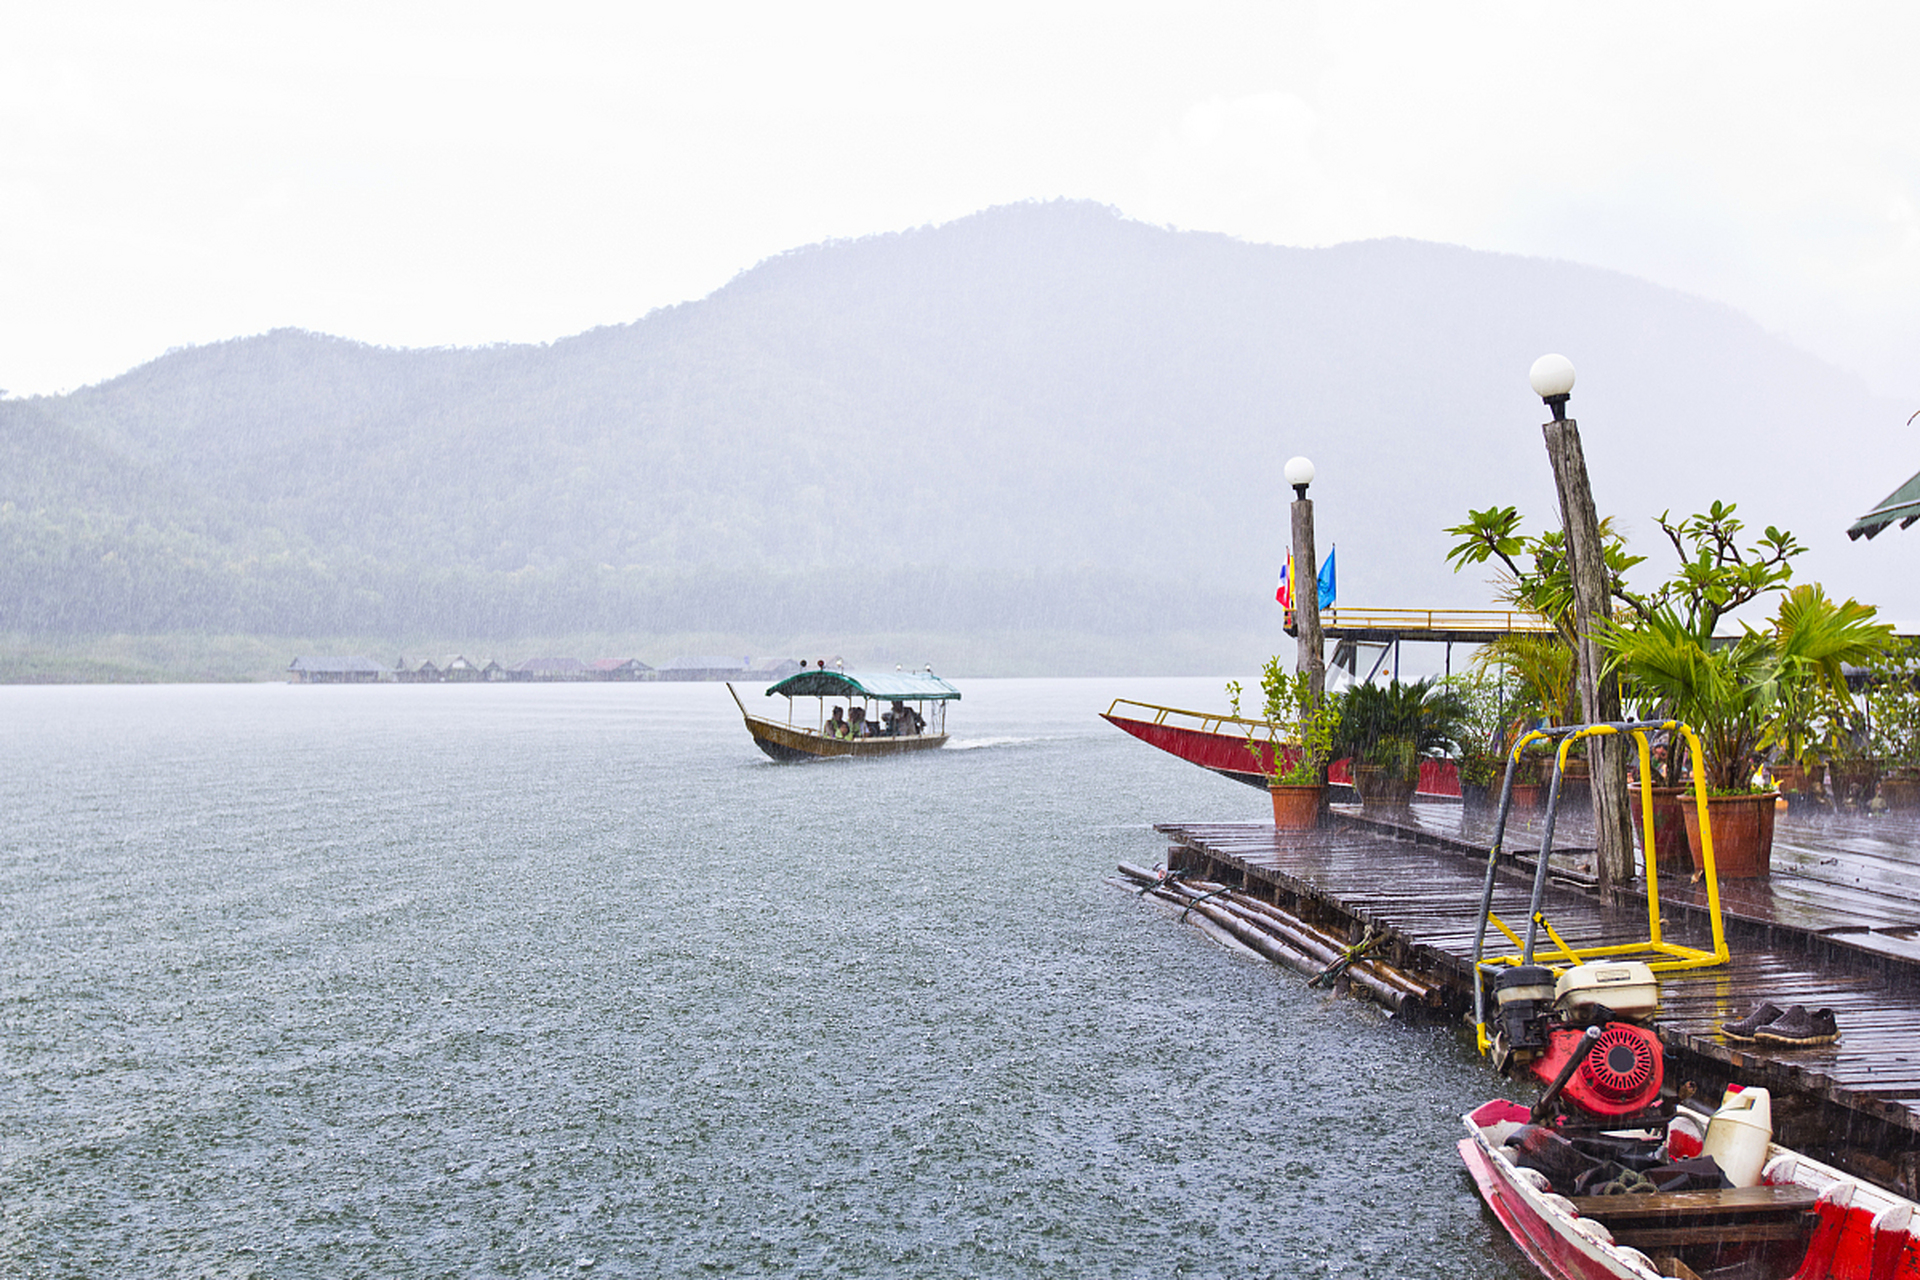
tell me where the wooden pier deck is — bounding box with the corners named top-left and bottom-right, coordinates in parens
top-left (1152, 804), bottom-right (1920, 1195)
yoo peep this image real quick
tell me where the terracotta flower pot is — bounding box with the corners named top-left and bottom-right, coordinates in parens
top-left (1269, 783), bottom-right (1325, 829)
top-left (1627, 783), bottom-right (1691, 873)
top-left (1353, 765), bottom-right (1416, 810)
top-left (1549, 771), bottom-right (1592, 813)
top-left (1879, 772), bottom-right (1920, 810)
top-left (1771, 761), bottom-right (1813, 795)
top-left (1507, 782), bottom-right (1543, 813)
top-left (1829, 760), bottom-right (1880, 810)
top-left (1679, 791), bottom-right (1780, 879)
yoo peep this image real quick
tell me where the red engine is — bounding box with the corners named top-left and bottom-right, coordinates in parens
top-left (1528, 1023), bottom-right (1663, 1118)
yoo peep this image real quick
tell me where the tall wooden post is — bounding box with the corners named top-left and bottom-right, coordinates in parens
top-left (1542, 418), bottom-right (1633, 892)
top-left (1292, 496), bottom-right (1325, 706)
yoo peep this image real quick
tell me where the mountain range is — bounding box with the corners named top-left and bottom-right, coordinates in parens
top-left (4, 200), bottom-right (1914, 675)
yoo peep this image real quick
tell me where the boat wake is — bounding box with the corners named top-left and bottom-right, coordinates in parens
top-left (943, 735), bottom-right (1038, 751)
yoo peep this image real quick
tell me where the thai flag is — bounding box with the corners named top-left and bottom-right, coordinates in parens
top-left (1276, 547), bottom-right (1336, 608)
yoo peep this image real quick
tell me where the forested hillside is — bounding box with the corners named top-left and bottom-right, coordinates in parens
top-left (2, 201), bottom-right (1905, 666)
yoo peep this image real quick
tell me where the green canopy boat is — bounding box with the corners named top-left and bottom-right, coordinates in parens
top-left (728, 667), bottom-right (961, 761)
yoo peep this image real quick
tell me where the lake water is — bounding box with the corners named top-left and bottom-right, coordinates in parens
top-left (0, 678), bottom-right (1533, 1279)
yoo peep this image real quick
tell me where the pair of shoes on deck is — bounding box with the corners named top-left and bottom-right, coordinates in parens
top-left (1721, 1002), bottom-right (1839, 1045)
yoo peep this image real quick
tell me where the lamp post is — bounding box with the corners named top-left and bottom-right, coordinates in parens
top-left (1529, 355), bottom-right (1633, 892)
top-left (1285, 455), bottom-right (1326, 708)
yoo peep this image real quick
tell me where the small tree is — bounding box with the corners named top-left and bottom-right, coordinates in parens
top-left (1228, 659), bottom-right (1343, 786)
top-left (1452, 500), bottom-right (1813, 789)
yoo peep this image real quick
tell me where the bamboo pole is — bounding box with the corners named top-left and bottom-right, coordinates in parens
top-left (1117, 865), bottom-right (1431, 1010)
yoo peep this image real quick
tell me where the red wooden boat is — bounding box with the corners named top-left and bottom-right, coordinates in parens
top-left (1099, 697), bottom-right (1460, 795)
top-left (1460, 1097), bottom-right (1919, 1280)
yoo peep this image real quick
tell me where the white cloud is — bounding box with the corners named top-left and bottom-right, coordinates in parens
top-left (6, 1), bottom-right (1920, 398)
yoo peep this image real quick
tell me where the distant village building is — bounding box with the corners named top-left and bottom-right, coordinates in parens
top-left (288, 656), bottom-right (387, 684)
top-left (588, 658), bottom-right (652, 681)
top-left (441, 656), bottom-right (485, 683)
top-left (288, 652), bottom-right (679, 685)
top-left (656, 655), bottom-right (803, 682)
top-left (513, 657), bottom-right (589, 681)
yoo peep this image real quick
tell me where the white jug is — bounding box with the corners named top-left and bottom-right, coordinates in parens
top-left (1702, 1086), bottom-right (1773, 1188)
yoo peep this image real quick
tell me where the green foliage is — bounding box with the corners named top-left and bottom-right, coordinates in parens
top-left (1863, 640), bottom-right (1920, 771)
top-left (1231, 661), bottom-right (1343, 786)
top-left (1331, 678), bottom-right (1466, 783)
top-left (1441, 671), bottom-right (1512, 788)
top-left (1599, 610), bottom-right (1780, 793)
top-left (1264, 659), bottom-right (1343, 785)
top-left (1642, 503), bottom-right (1802, 640)
top-left (1600, 582), bottom-right (1890, 794)
top-left (1765, 583), bottom-right (1897, 770)
top-left (1444, 504), bottom-right (1643, 647)
top-left (1445, 504), bottom-right (1637, 736)
top-left (1476, 633), bottom-right (1578, 728)
top-left (1452, 497), bottom-right (1839, 794)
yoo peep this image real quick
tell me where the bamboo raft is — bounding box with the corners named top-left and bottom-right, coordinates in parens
top-left (1131, 808), bottom-right (1920, 1198)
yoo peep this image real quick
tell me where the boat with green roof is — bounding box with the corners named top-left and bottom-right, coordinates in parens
top-left (727, 665), bottom-right (961, 760)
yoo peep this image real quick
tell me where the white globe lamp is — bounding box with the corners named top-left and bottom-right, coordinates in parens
top-left (1529, 354), bottom-right (1576, 420)
top-left (1284, 455), bottom-right (1316, 500)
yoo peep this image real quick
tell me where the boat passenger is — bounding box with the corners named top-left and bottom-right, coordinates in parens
top-left (827, 706), bottom-right (848, 738)
top-left (849, 707), bottom-right (867, 737)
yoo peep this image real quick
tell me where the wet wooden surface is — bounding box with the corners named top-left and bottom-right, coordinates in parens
top-left (1155, 810), bottom-right (1920, 1143)
top-left (1352, 802), bottom-right (1920, 963)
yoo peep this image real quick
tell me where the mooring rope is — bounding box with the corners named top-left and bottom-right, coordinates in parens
top-left (1137, 866), bottom-right (1189, 897)
top-left (1177, 883), bottom-right (1239, 921)
top-left (1308, 928), bottom-right (1385, 989)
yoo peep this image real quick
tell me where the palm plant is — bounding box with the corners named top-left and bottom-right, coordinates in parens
top-left (1333, 678), bottom-right (1468, 783)
top-left (1599, 611), bottom-right (1779, 793)
top-left (1601, 585), bottom-right (1891, 795)
top-left (1476, 633), bottom-right (1578, 729)
top-left (1768, 583), bottom-right (1895, 775)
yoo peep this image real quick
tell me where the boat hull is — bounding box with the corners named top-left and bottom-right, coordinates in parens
top-left (1098, 711), bottom-right (1278, 789)
top-left (743, 714), bottom-right (947, 761)
top-left (1458, 1126), bottom-right (1639, 1280)
top-left (1459, 1100), bottom-right (1920, 1280)
top-left (1100, 708), bottom-right (1462, 796)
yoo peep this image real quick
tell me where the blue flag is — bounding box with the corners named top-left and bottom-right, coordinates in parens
top-left (1317, 546), bottom-right (1336, 608)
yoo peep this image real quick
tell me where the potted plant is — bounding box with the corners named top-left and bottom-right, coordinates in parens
top-left (1332, 678), bottom-right (1466, 811)
top-left (1231, 661), bottom-right (1343, 828)
top-left (1863, 640), bottom-right (1920, 809)
top-left (1603, 579), bottom-right (1891, 876)
top-left (1442, 671), bottom-right (1509, 811)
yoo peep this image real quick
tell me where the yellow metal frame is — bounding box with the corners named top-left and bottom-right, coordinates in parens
top-left (1473, 720), bottom-right (1730, 1053)
top-left (1320, 606), bottom-right (1556, 634)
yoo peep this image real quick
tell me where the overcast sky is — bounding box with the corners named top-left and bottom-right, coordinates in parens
top-left (5, 1), bottom-right (1920, 403)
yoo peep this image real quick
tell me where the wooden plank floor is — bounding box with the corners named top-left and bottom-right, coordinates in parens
top-left (1156, 814), bottom-right (1920, 1142)
top-left (1365, 802), bottom-right (1920, 963)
